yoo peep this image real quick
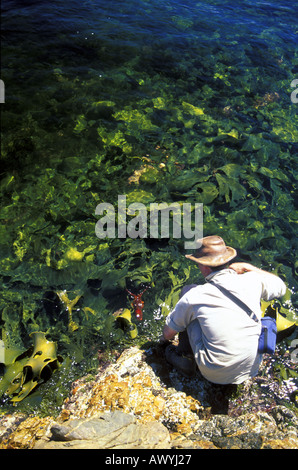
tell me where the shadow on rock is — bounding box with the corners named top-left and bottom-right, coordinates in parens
top-left (141, 340), bottom-right (238, 416)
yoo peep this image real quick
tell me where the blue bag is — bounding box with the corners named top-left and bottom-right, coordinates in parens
top-left (258, 316), bottom-right (277, 354)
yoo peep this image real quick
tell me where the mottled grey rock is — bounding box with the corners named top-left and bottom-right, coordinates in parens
top-left (51, 411), bottom-right (134, 441)
top-left (35, 411), bottom-right (171, 449)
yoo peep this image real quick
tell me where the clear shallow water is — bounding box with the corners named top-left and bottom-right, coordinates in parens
top-left (0, 0), bottom-right (297, 412)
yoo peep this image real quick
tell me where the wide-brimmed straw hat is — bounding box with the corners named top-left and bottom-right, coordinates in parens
top-left (185, 235), bottom-right (237, 267)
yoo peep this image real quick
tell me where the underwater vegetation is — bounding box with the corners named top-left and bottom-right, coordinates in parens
top-left (0, 332), bottom-right (62, 403)
top-left (0, 0), bottom-right (297, 411)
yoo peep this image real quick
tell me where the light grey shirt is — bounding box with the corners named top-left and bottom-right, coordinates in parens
top-left (166, 268), bottom-right (287, 384)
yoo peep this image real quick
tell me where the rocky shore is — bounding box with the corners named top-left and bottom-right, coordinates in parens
top-left (0, 345), bottom-right (297, 449)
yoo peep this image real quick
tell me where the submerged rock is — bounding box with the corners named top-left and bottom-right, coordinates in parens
top-left (0, 346), bottom-right (297, 449)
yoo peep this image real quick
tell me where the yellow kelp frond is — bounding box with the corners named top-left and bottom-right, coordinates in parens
top-left (57, 290), bottom-right (81, 332)
top-left (113, 309), bottom-right (138, 339)
top-left (261, 300), bottom-right (296, 339)
top-left (0, 332), bottom-right (62, 403)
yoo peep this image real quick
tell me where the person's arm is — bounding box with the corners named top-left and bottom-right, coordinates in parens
top-left (230, 262), bottom-right (286, 299)
top-left (159, 294), bottom-right (194, 344)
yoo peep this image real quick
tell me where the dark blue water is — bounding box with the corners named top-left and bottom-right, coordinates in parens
top-left (2, 0), bottom-right (297, 172)
top-left (2, 0), bottom-right (297, 88)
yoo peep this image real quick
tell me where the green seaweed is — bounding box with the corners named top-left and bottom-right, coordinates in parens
top-left (0, 0), bottom-right (297, 414)
top-left (0, 332), bottom-right (62, 403)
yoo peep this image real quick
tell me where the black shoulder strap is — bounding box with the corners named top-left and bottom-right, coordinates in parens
top-left (208, 280), bottom-right (259, 323)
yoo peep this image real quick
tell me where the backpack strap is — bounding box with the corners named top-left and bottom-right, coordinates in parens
top-left (208, 280), bottom-right (259, 323)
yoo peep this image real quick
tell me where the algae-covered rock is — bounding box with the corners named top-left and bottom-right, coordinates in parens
top-left (1, 346), bottom-right (298, 449)
top-left (0, 416), bottom-right (54, 449)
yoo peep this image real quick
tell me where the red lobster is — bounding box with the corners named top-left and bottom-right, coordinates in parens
top-left (126, 287), bottom-right (148, 321)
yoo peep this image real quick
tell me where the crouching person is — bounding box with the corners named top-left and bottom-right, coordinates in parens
top-left (161, 236), bottom-right (286, 384)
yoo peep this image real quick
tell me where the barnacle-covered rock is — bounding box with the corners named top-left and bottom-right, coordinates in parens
top-left (60, 346), bottom-right (204, 429)
top-left (0, 415), bottom-right (54, 449)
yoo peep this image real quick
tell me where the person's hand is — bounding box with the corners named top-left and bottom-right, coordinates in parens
top-left (158, 335), bottom-right (170, 346)
top-left (229, 262), bottom-right (254, 274)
